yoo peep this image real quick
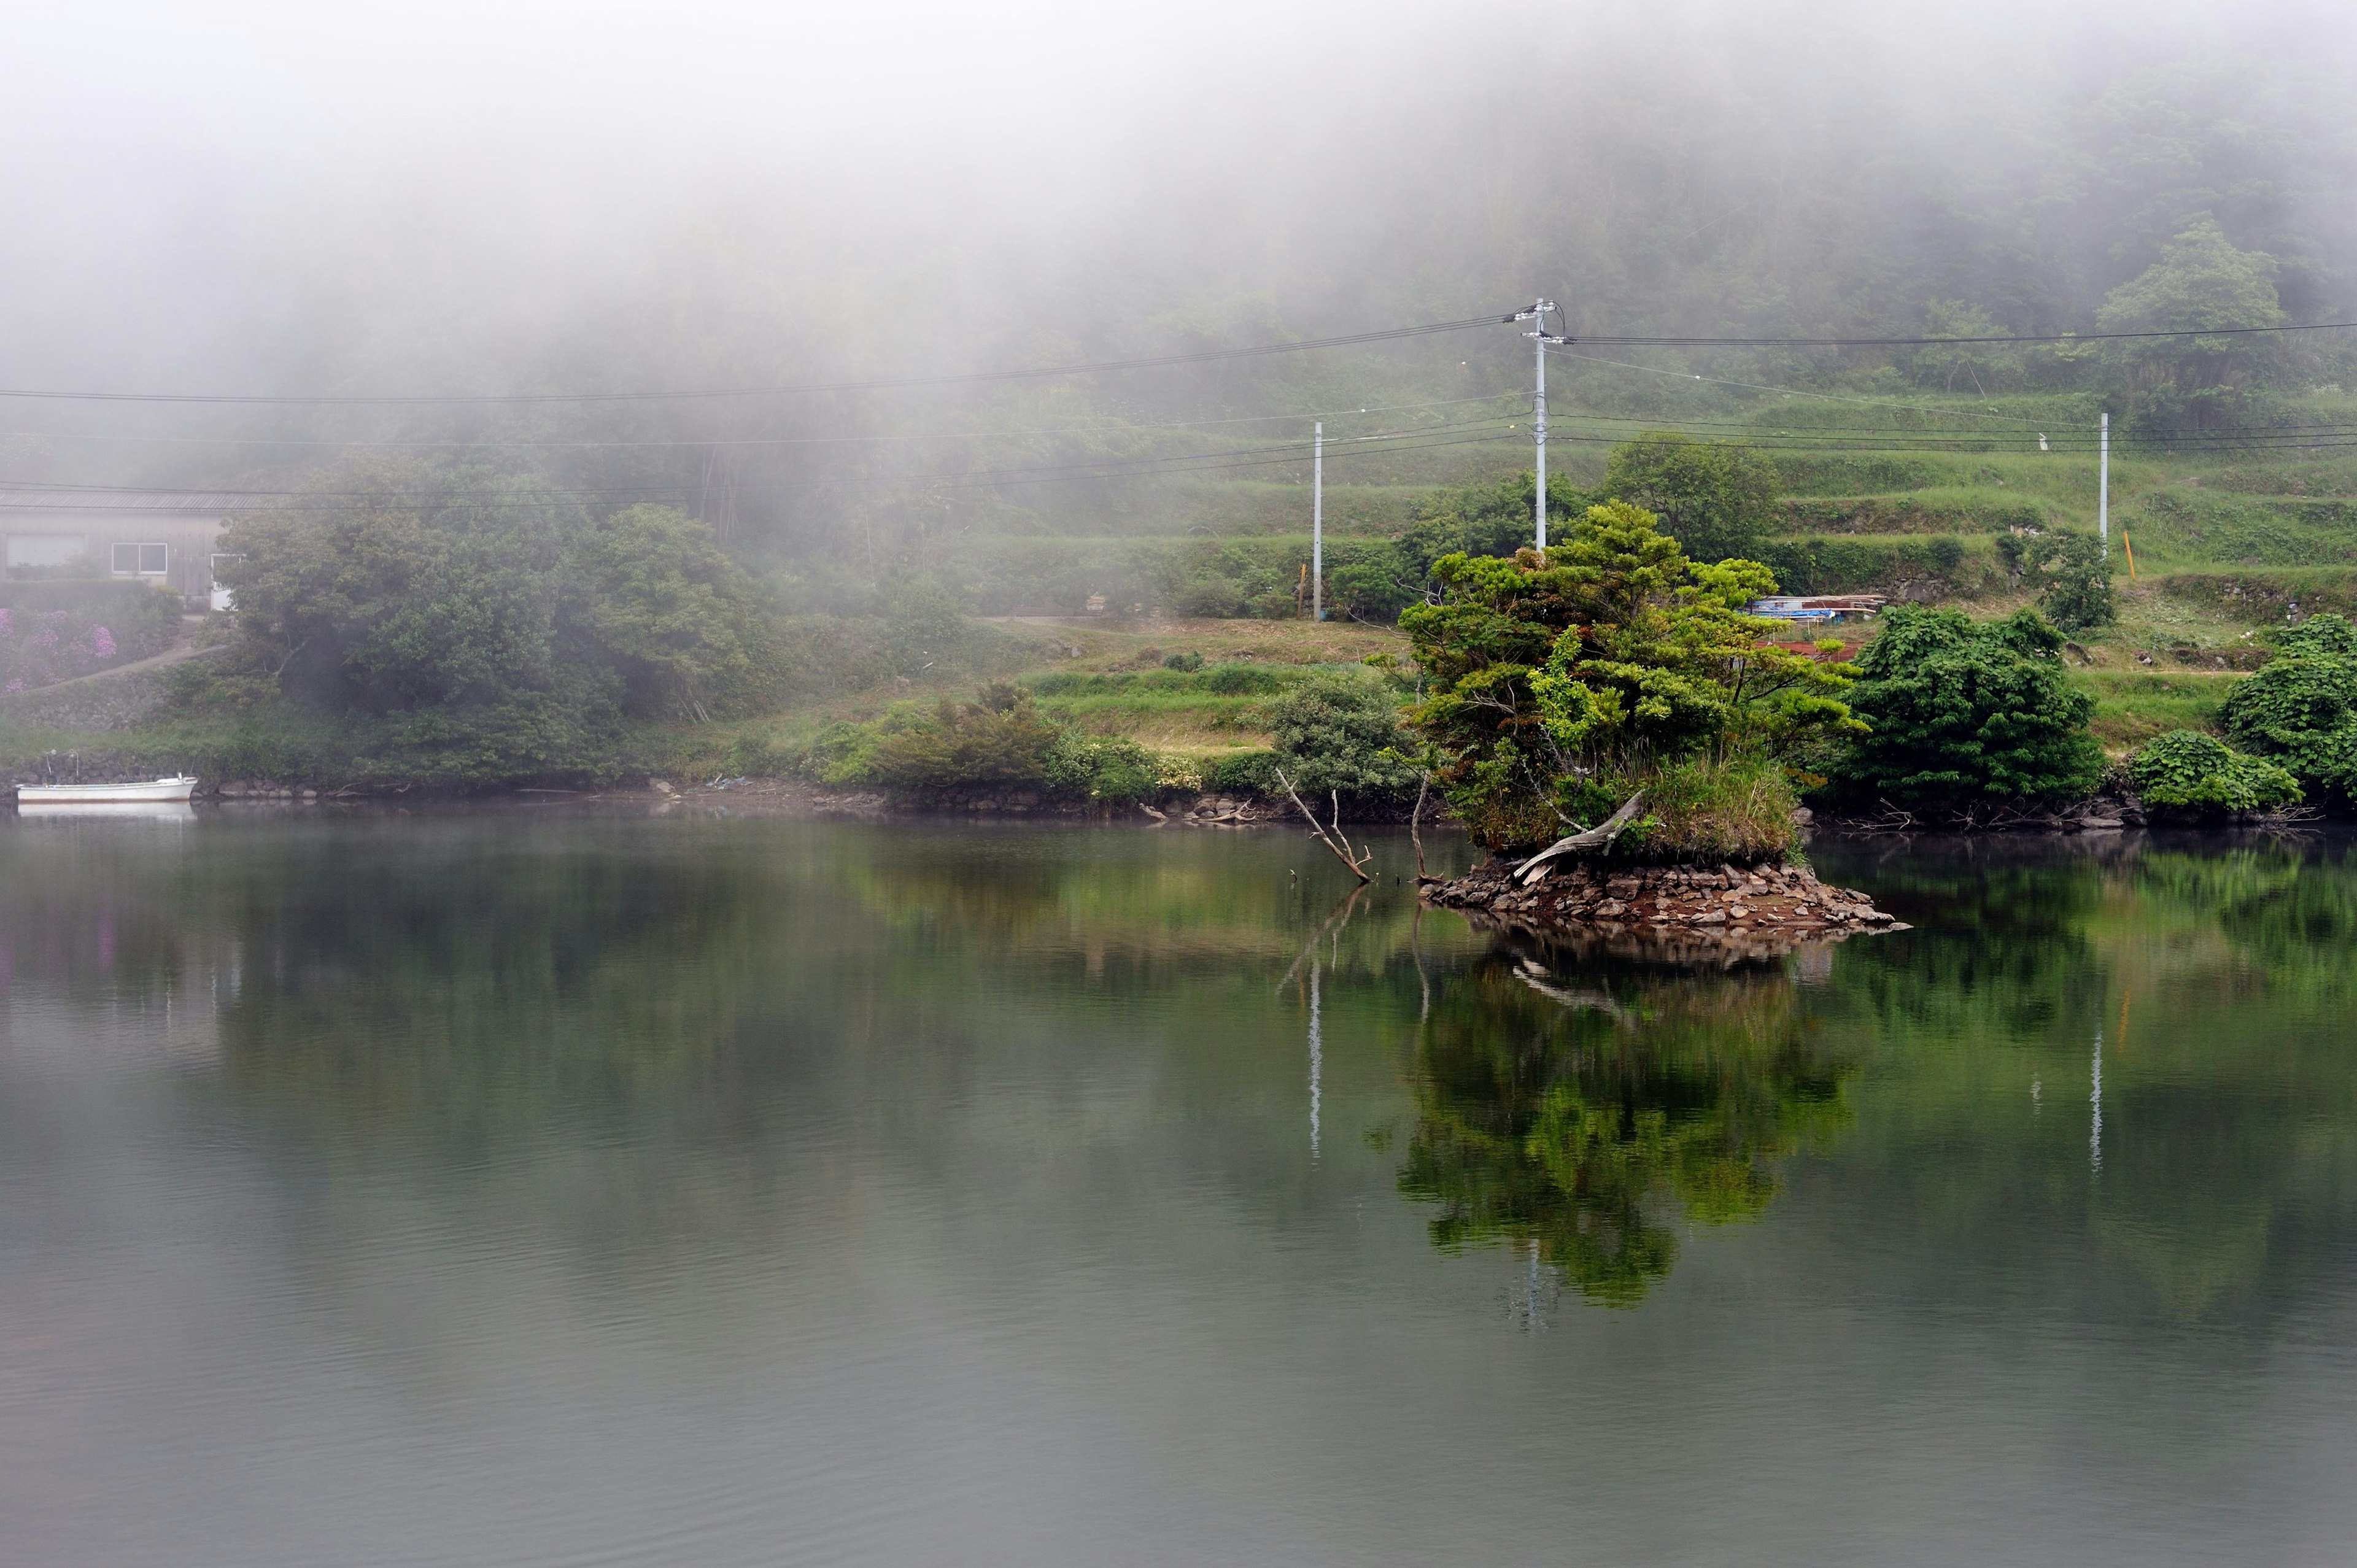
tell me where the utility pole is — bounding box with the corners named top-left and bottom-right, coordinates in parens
top-left (1312, 420), bottom-right (1324, 620)
top-left (2097, 411), bottom-right (2110, 557)
top-left (1512, 299), bottom-right (1568, 550)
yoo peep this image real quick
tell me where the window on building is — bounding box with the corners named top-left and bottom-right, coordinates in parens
top-left (112, 543), bottom-right (169, 577)
top-left (6, 534), bottom-right (85, 568)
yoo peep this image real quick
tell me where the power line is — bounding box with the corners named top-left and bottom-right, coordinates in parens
top-left (7, 309), bottom-right (2347, 409)
top-left (1569, 320), bottom-right (2357, 348)
top-left (0, 395), bottom-right (1518, 452)
top-left (1548, 346), bottom-right (2049, 427)
top-left (0, 315), bottom-right (1516, 407)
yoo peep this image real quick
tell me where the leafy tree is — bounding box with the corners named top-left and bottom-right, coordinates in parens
top-left (217, 463), bottom-right (783, 736)
top-left (1403, 500), bottom-right (1857, 851)
top-left (1266, 671), bottom-right (1417, 800)
top-left (2022, 529), bottom-right (2115, 633)
top-left (2096, 217), bottom-right (2288, 430)
top-left (1396, 471), bottom-right (1588, 579)
top-left (1043, 732), bottom-right (1161, 803)
top-left (2220, 613), bottom-right (2357, 798)
top-left (2128, 729), bottom-right (2301, 814)
top-left (570, 504), bottom-right (785, 720)
top-left (825, 681), bottom-right (1061, 789)
top-left (1601, 433), bottom-right (1781, 564)
top-left (1326, 542), bottom-right (1422, 625)
top-left (1909, 299), bottom-right (2021, 395)
top-left (1821, 606), bottom-right (2105, 805)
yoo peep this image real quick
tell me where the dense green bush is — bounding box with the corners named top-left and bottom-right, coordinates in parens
top-left (1042, 732), bottom-right (1161, 803)
top-left (1264, 672), bottom-right (1418, 801)
top-left (1202, 662), bottom-right (1283, 694)
top-left (1202, 749), bottom-right (1279, 794)
top-left (216, 463), bottom-right (786, 746)
top-left (1999, 529), bottom-right (2115, 632)
top-left (1162, 650), bottom-right (1203, 671)
top-left (812, 682), bottom-right (1060, 789)
top-left (2127, 729), bottom-right (2301, 813)
top-left (2220, 612), bottom-right (2357, 797)
top-left (1601, 432), bottom-right (1781, 563)
top-left (1757, 535), bottom-right (1997, 596)
top-left (1821, 606), bottom-right (2105, 804)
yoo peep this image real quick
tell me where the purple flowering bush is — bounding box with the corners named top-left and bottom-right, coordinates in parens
top-left (0, 607), bottom-right (139, 690)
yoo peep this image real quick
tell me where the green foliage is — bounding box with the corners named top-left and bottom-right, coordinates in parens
top-left (1578, 750), bottom-right (1806, 863)
top-left (1821, 606), bottom-right (2105, 804)
top-left (818, 682), bottom-right (1061, 789)
top-left (1265, 672), bottom-right (1417, 800)
top-left (1401, 955), bottom-right (1856, 1306)
top-left (2220, 612), bottom-right (2357, 797)
top-left (800, 682), bottom-right (1172, 803)
top-left (1396, 473), bottom-right (1587, 578)
top-left (567, 504), bottom-right (785, 719)
top-left (213, 462), bottom-right (788, 773)
top-left (1202, 749), bottom-right (1279, 794)
top-left (1757, 535), bottom-right (1998, 597)
top-left (2098, 217), bottom-right (2289, 431)
top-left (1601, 433), bottom-right (1781, 563)
top-left (1402, 500), bottom-right (1857, 851)
top-left (1162, 650), bottom-right (1203, 671)
top-left (1326, 541), bottom-right (1422, 624)
top-left (2127, 729), bottom-right (2301, 814)
top-left (2020, 529), bottom-right (2116, 631)
top-left (1042, 732), bottom-right (1161, 803)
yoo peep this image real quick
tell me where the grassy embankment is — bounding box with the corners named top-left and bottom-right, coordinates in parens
top-left (9, 388), bottom-right (2357, 786)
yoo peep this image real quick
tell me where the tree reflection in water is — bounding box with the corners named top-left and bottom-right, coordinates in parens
top-left (1400, 934), bottom-right (1860, 1307)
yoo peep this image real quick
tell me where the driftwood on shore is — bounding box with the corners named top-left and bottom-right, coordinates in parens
top-left (1273, 767), bottom-right (1374, 882)
top-left (1511, 792), bottom-right (1646, 886)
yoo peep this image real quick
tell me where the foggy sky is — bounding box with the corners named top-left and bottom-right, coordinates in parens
top-left (4, 0), bottom-right (2353, 516)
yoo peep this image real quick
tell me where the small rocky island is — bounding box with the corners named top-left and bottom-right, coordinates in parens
top-left (1423, 856), bottom-right (1908, 957)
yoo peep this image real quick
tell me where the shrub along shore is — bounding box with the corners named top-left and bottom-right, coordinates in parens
top-left (6, 449), bottom-right (2356, 866)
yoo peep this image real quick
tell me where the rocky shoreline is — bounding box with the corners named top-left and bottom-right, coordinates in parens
top-left (1421, 855), bottom-right (1909, 956)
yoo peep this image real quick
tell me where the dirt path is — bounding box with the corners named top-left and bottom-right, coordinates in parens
top-left (12, 633), bottom-right (218, 695)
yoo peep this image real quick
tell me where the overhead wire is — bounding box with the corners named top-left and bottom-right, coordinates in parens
top-left (0, 314), bottom-right (1519, 406)
top-left (0, 311), bottom-right (2352, 407)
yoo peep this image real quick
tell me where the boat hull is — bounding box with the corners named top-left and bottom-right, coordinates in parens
top-left (17, 776), bottom-right (198, 805)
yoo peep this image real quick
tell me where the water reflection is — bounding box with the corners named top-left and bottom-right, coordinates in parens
top-left (1400, 933), bottom-right (1859, 1306)
top-left (7, 818), bottom-right (2357, 1562)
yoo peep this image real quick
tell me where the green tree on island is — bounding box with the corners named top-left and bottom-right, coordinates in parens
top-left (1401, 951), bottom-right (1858, 1307)
top-left (1401, 498), bottom-right (1858, 855)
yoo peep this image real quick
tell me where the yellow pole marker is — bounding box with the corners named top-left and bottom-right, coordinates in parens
top-left (2123, 531), bottom-right (2137, 581)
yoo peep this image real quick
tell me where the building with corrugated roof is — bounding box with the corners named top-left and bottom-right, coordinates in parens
top-left (1, 489), bottom-right (231, 605)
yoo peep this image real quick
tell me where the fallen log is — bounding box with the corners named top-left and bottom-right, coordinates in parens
top-left (1511, 793), bottom-right (1646, 886)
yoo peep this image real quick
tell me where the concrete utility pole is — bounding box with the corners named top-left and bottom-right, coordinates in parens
top-left (1312, 421), bottom-right (1324, 620)
top-left (1512, 300), bottom-right (1569, 550)
top-left (2097, 411), bottom-right (2110, 557)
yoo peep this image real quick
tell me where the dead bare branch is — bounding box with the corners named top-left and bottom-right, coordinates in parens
top-left (1274, 767), bottom-right (1373, 881)
top-left (1511, 792), bottom-right (1646, 885)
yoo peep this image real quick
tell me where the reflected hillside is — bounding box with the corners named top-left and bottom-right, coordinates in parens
top-left (1811, 834), bottom-right (2357, 1326)
top-left (1400, 937), bottom-right (1860, 1307)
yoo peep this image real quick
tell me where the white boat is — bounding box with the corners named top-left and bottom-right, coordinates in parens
top-left (18, 801), bottom-right (196, 822)
top-left (17, 775), bottom-right (198, 805)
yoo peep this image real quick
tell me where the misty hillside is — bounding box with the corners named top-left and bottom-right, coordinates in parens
top-left (5, 1), bottom-right (2356, 609)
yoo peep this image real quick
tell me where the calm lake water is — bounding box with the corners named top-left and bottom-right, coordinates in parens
top-left (4, 812), bottom-right (2356, 1566)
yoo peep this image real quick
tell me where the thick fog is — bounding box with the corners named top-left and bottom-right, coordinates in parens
top-left (5, 0), bottom-right (2354, 556)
